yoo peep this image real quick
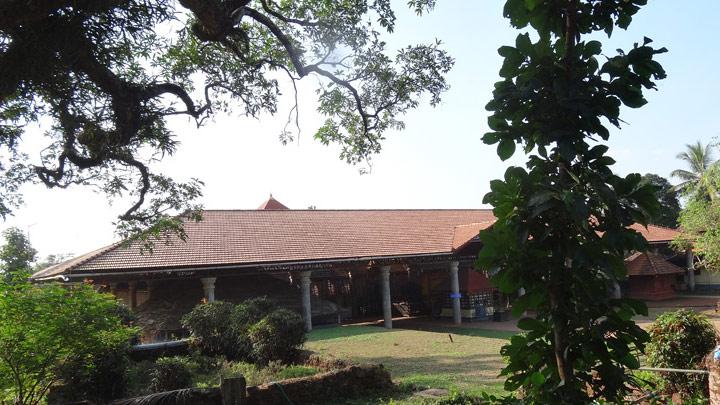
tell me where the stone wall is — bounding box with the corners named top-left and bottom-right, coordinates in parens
top-left (246, 364), bottom-right (393, 405)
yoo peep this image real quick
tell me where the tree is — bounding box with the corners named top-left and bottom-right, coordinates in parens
top-left (478, 0), bottom-right (665, 402)
top-left (640, 173), bottom-right (680, 228)
top-left (0, 278), bottom-right (137, 405)
top-left (0, 227), bottom-right (36, 281)
top-left (670, 141), bottom-right (717, 197)
top-left (673, 164), bottom-right (720, 271)
top-left (0, 0), bottom-right (452, 239)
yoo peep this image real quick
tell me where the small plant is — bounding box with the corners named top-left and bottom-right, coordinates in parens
top-left (646, 309), bottom-right (718, 396)
top-left (148, 357), bottom-right (195, 393)
top-left (249, 309), bottom-right (306, 365)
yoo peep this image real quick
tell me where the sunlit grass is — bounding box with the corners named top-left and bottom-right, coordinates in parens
top-left (306, 325), bottom-right (513, 403)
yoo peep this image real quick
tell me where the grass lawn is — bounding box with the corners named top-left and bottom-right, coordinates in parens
top-left (305, 325), bottom-right (514, 403)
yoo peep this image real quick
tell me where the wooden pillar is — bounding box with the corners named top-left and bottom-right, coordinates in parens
top-left (449, 261), bottom-right (461, 325)
top-left (300, 271), bottom-right (313, 332)
top-left (380, 265), bottom-right (392, 329)
top-left (128, 281), bottom-right (137, 309)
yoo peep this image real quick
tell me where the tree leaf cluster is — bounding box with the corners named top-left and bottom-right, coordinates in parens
top-left (0, 278), bottom-right (138, 405)
top-left (0, 0), bottom-right (453, 239)
top-left (479, 0), bottom-right (666, 402)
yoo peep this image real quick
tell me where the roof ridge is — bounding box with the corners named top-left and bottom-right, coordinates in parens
top-left (646, 252), bottom-right (659, 275)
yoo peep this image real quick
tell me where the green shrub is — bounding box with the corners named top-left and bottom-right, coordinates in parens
top-left (249, 309), bottom-right (306, 364)
top-left (0, 279), bottom-right (137, 405)
top-left (56, 341), bottom-right (133, 403)
top-left (148, 356), bottom-right (195, 392)
top-left (646, 309), bottom-right (718, 396)
top-left (232, 296), bottom-right (275, 326)
top-left (182, 299), bottom-right (304, 365)
top-left (181, 301), bottom-right (241, 359)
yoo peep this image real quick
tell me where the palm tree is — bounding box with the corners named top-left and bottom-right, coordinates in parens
top-left (671, 141), bottom-right (717, 195)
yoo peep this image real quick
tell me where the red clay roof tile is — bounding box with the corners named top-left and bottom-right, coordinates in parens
top-left (33, 210), bottom-right (681, 279)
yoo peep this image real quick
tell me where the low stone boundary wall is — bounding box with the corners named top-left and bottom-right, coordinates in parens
top-left (99, 364), bottom-right (392, 405)
top-left (246, 364), bottom-right (393, 404)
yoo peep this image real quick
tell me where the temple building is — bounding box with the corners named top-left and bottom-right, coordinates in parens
top-left (33, 196), bottom-right (691, 342)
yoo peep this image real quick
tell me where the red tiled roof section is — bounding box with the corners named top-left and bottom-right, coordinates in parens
top-left (625, 251), bottom-right (687, 276)
top-left (452, 222), bottom-right (494, 250)
top-left (43, 210), bottom-right (495, 276)
top-left (257, 196), bottom-right (289, 210)
top-left (629, 223), bottom-right (679, 242)
top-left (34, 210), bottom-right (682, 279)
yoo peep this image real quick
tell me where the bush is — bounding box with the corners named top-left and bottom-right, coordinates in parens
top-left (181, 301), bottom-right (240, 359)
top-left (182, 298), bottom-right (304, 365)
top-left (232, 296), bottom-right (275, 326)
top-left (249, 309), bottom-right (306, 364)
top-left (56, 341), bottom-right (133, 403)
top-left (148, 357), bottom-right (195, 392)
top-left (646, 309), bottom-right (718, 396)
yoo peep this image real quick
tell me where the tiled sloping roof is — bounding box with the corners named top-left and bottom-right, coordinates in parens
top-left (257, 196), bottom-right (289, 210)
top-left (33, 211), bottom-right (682, 279)
top-left (451, 222), bottom-right (494, 250)
top-left (625, 251), bottom-right (687, 276)
top-left (36, 210), bottom-right (495, 278)
top-left (629, 223), bottom-right (678, 242)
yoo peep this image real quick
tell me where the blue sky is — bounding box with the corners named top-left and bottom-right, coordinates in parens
top-left (2, 1), bottom-right (719, 257)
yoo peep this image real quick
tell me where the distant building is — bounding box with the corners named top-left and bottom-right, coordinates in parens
top-left (34, 196), bottom-right (692, 342)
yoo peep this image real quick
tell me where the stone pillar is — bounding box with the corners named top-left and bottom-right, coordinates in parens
top-left (128, 281), bottom-right (137, 309)
top-left (380, 265), bottom-right (392, 329)
top-left (300, 271), bottom-right (313, 332)
top-left (449, 261), bottom-right (462, 325)
top-left (687, 249), bottom-right (696, 292)
top-left (201, 277), bottom-right (217, 302)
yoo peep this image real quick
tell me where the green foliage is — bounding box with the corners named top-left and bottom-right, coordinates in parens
top-left (148, 356), bottom-right (195, 393)
top-left (670, 141), bottom-right (718, 197)
top-left (248, 309), bottom-right (306, 365)
top-left (180, 301), bottom-right (241, 359)
top-left (646, 309), bottom-right (718, 396)
top-left (480, 0), bottom-right (666, 402)
top-left (182, 298), bottom-right (303, 365)
top-left (56, 341), bottom-right (133, 403)
top-left (0, 227), bottom-right (36, 281)
top-left (641, 174), bottom-right (681, 228)
top-left (674, 164), bottom-right (720, 270)
top-left (0, 1), bottom-right (452, 238)
top-left (0, 279), bottom-right (137, 405)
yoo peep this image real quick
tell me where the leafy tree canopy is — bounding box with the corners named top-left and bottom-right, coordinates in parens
top-left (640, 173), bottom-right (680, 228)
top-left (0, 0), bottom-right (453, 239)
top-left (478, 0), bottom-right (665, 402)
top-left (0, 226), bottom-right (36, 280)
top-left (673, 164), bottom-right (720, 270)
top-left (670, 140), bottom-right (718, 199)
top-left (0, 278), bottom-right (137, 405)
